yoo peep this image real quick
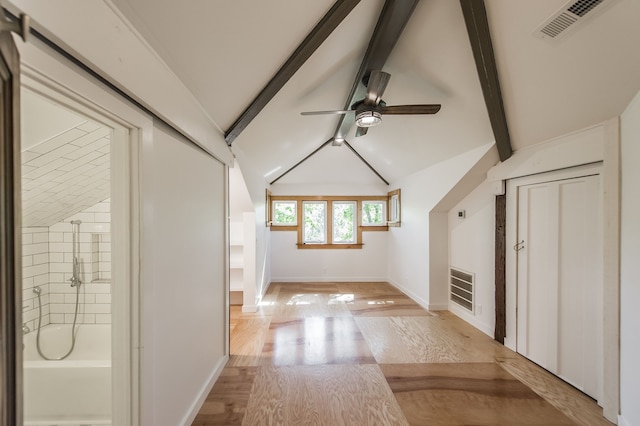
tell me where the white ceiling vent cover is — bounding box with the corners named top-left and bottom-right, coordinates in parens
top-left (535, 0), bottom-right (617, 40)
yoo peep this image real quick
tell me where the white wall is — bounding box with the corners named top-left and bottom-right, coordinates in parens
top-left (8, 0), bottom-right (233, 165)
top-left (620, 89), bottom-right (640, 426)
top-left (271, 231), bottom-right (388, 282)
top-left (269, 180), bottom-right (388, 282)
top-left (141, 126), bottom-right (226, 426)
top-left (387, 143), bottom-right (495, 308)
top-left (447, 180), bottom-right (496, 336)
top-left (231, 149), bottom-right (271, 300)
top-left (229, 165), bottom-right (254, 222)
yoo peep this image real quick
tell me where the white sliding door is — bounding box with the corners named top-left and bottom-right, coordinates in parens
top-left (516, 174), bottom-right (602, 399)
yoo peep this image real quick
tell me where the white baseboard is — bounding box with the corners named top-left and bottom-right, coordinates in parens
top-left (270, 276), bottom-right (387, 283)
top-left (242, 304), bottom-right (258, 313)
top-left (448, 303), bottom-right (494, 338)
top-left (428, 304), bottom-right (449, 311)
top-left (182, 354), bottom-right (228, 426)
top-left (618, 414), bottom-right (629, 426)
top-left (259, 280), bottom-right (272, 301)
top-left (386, 279), bottom-right (430, 311)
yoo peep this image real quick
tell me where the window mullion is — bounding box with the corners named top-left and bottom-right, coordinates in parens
top-left (328, 200), bottom-right (333, 244)
top-left (297, 200), bottom-right (303, 244)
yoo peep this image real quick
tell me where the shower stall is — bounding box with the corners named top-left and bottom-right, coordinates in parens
top-left (21, 88), bottom-right (113, 425)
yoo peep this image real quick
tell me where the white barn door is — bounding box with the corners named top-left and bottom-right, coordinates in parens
top-left (516, 174), bottom-right (602, 399)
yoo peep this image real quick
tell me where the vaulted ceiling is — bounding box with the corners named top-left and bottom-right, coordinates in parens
top-left (101, 0), bottom-right (640, 185)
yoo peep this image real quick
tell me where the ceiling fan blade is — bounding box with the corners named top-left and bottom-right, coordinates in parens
top-left (364, 70), bottom-right (391, 106)
top-left (355, 126), bottom-right (369, 137)
top-left (380, 104), bottom-right (441, 115)
top-left (300, 110), bottom-right (353, 116)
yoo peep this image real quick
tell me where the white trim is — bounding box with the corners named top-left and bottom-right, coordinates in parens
top-left (427, 304), bottom-right (449, 311)
top-left (259, 280), bottom-right (273, 303)
top-left (7, 0), bottom-right (233, 165)
top-left (362, 200), bottom-right (387, 226)
top-left (271, 276), bottom-right (388, 283)
top-left (20, 42), bottom-right (151, 426)
top-left (181, 355), bottom-right (229, 426)
top-left (242, 212), bottom-right (257, 310)
top-left (618, 414), bottom-right (630, 426)
top-left (387, 279), bottom-right (430, 311)
top-left (448, 303), bottom-right (494, 337)
top-left (488, 122), bottom-right (606, 182)
top-left (602, 117), bottom-right (621, 422)
top-left (332, 201), bottom-right (357, 244)
top-left (271, 200), bottom-right (298, 226)
top-left (302, 200), bottom-right (328, 244)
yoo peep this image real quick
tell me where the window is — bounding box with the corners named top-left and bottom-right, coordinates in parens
top-left (333, 201), bottom-right (356, 244)
top-left (303, 201), bottom-right (326, 243)
top-left (388, 189), bottom-right (401, 227)
top-left (362, 201), bottom-right (386, 226)
top-left (272, 201), bottom-right (297, 226)
top-left (269, 194), bottom-right (393, 249)
top-left (265, 189), bottom-right (272, 226)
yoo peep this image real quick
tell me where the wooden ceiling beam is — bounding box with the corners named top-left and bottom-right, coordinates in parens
top-left (270, 139), bottom-right (333, 185)
top-left (224, 0), bottom-right (361, 146)
top-left (272, 0), bottom-right (415, 187)
top-left (333, 0), bottom-right (419, 142)
top-left (460, 0), bottom-right (512, 161)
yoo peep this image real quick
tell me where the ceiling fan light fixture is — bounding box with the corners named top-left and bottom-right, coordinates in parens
top-left (355, 110), bottom-right (382, 127)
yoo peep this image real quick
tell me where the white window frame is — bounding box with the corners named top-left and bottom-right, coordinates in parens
top-left (302, 201), bottom-right (327, 244)
top-left (332, 201), bottom-right (357, 244)
top-left (272, 200), bottom-right (297, 226)
top-left (389, 193), bottom-right (401, 225)
top-left (361, 200), bottom-right (387, 227)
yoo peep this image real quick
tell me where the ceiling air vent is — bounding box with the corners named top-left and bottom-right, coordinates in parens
top-left (535, 0), bottom-right (616, 40)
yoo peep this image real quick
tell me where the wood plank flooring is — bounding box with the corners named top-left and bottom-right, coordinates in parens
top-left (192, 282), bottom-right (612, 426)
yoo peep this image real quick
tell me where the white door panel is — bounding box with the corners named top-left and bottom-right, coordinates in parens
top-left (516, 174), bottom-right (601, 399)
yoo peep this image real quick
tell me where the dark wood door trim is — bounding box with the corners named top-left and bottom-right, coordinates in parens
top-left (494, 193), bottom-right (506, 343)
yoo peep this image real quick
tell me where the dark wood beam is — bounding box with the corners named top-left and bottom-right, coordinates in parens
top-left (270, 139), bottom-right (334, 185)
top-left (333, 0), bottom-right (419, 141)
top-left (343, 140), bottom-right (389, 185)
top-left (224, 0), bottom-right (361, 146)
top-left (460, 0), bottom-right (512, 162)
top-left (272, 0), bottom-right (408, 187)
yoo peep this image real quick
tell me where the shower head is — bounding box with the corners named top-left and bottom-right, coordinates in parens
top-left (70, 220), bottom-right (82, 225)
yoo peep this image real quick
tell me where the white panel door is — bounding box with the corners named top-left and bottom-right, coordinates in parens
top-left (516, 174), bottom-right (602, 399)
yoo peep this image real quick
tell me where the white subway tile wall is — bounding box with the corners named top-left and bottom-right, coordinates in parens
top-left (21, 199), bottom-right (112, 332)
top-left (49, 199), bottom-right (112, 325)
top-left (21, 122), bottom-right (111, 228)
top-left (22, 227), bottom-right (50, 333)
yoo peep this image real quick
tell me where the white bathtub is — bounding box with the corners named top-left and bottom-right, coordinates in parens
top-left (23, 324), bottom-right (111, 425)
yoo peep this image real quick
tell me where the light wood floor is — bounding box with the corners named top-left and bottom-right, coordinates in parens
top-left (192, 282), bottom-right (612, 425)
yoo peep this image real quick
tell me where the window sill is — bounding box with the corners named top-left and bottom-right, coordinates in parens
top-left (296, 243), bottom-right (363, 250)
top-left (270, 225), bottom-right (298, 231)
top-left (361, 225), bottom-right (388, 231)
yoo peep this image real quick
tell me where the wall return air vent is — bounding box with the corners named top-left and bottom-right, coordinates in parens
top-left (449, 267), bottom-right (474, 313)
top-left (535, 0), bottom-right (616, 40)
